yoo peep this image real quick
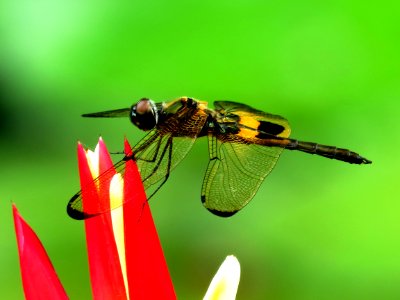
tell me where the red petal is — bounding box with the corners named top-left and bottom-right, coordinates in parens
top-left (123, 138), bottom-right (176, 300)
top-left (12, 205), bottom-right (68, 300)
top-left (77, 142), bottom-right (128, 300)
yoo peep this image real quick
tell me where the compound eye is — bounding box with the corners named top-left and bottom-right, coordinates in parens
top-left (135, 100), bottom-right (152, 115)
top-left (130, 98), bottom-right (158, 130)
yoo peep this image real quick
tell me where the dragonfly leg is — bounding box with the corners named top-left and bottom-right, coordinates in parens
top-left (142, 137), bottom-right (171, 183)
top-left (146, 137), bottom-right (173, 200)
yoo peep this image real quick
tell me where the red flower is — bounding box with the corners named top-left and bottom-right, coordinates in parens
top-left (13, 204), bottom-right (68, 300)
top-left (13, 138), bottom-right (176, 300)
top-left (78, 138), bottom-right (176, 299)
top-left (12, 137), bottom-right (240, 299)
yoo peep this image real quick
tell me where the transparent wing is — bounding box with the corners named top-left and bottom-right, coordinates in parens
top-left (82, 108), bottom-right (131, 118)
top-left (67, 103), bottom-right (208, 220)
top-left (67, 129), bottom-right (198, 219)
top-left (201, 101), bottom-right (291, 217)
top-left (134, 130), bottom-right (199, 197)
top-left (201, 134), bottom-right (284, 217)
top-left (214, 101), bottom-right (287, 120)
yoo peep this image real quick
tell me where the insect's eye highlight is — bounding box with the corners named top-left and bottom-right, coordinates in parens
top-left (130, 98), bottom-right (158, 131)
top-left (135, 99), bottom-right (152, 115)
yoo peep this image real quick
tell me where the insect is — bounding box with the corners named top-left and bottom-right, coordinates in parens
top-left (67, 97), bottom-right (371, 219)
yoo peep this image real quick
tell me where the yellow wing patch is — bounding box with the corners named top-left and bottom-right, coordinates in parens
top-left (235, 110), bottom-right (291, 139)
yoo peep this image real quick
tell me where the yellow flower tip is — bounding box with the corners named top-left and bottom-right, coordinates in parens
top-left (85, 143), bottom-right (100, 178)
top-left (203, 255), bottom-right (241, 300)
top-left (110, 173), bottom-right (124, 207)
top-left (109, 173), bottom-right (129, 296)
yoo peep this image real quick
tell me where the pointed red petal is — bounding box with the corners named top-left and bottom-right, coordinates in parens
top-left (13, 205), bottom-right (68, 300)
top-left (77, 142), bottom-right (127, 300)
top-left (123, 138), bottom-right (176, 300)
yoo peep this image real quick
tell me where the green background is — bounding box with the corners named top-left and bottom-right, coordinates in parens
top-left (1, 1), bottom-right (399, 299)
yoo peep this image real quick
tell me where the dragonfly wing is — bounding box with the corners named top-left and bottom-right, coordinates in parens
top-left (201, 101), bottom-right (292, 217)
top-left (68, 102), bottom-right (208, 219)
top-left (82, 108), bottom-right (131, 118)
top-left (214, 101), bottom-right (285, 119)
top-left (201, 134), bottom-right (285, 217)
top-left (67, 156), bottom-right (127, 219)
top-left (133, 129), bottom-right (199, 198)
top-left (67, 130), bottom-right (198, 219)
top-left (214, 101), bottom-right (291, 138)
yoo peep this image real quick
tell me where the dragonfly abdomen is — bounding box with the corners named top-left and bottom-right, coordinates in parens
top-left (287, 140), bottom-right (372, 165)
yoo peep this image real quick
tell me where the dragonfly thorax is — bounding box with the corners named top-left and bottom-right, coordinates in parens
top-left (130, 98), bottom-right (159, 131)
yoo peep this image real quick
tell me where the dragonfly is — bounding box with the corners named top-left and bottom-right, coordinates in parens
top-left (67, 97), bottom-right (371, 220)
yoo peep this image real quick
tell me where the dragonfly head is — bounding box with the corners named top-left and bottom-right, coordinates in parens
top-left (130, 98), bottom-right (159, 131)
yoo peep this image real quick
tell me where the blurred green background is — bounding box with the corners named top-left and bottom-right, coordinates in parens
top-left (1, 0), bottom-right (399, 299)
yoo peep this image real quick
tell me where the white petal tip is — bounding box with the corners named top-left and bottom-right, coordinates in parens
top-left (203, 255), bottom-right (241, 300)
